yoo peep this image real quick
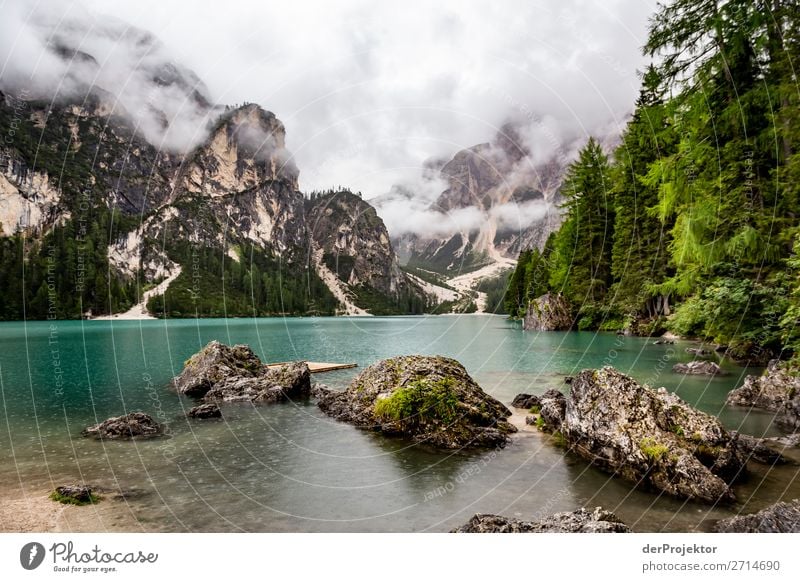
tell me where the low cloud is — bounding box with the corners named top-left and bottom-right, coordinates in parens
top-left (0, 0), bottom-right (218, 152)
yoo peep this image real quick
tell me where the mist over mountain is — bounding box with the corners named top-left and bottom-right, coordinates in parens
top-left (0, 0), bottom-right (219, 152)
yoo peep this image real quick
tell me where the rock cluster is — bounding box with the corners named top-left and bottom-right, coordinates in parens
top-left (714, 499), bottom-right (800, 533)
top-left (451, 507), bottom-right (631, 533)
top-left (174, 341), bottom-right (311, 404)
top-left (540, 367), bottom-right (746, 503)
top-left (317, 355), bottom-right (516, 449)
top-left (82, 412), bottom-right (164, 440)
top-left (726, 360), bottom-right (800, 432)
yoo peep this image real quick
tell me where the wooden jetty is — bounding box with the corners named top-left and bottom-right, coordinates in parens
top-left (267, 361), bottom-right (358, 373)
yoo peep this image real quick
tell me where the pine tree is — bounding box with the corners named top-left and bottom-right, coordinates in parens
top-left (548, 137), bottom-right (614, 327)
top-left (609, 66), bottom-right (676, 321)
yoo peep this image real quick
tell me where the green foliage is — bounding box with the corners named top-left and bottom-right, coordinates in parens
top-left (475, 270), bottom-right (511, 314)
top-left (373, 377), bottom-right (459, 426)
top-left (639, 437), bottom-right (669, 462)
top-left (49, 490), bottom-right (100, 506)
top-left (551, 430), bottom-right (567, 447)
top-left (547, 138), bottom-right (615, 328)
top-left (148, 242), bottom-right (338, 317)
top-left (351, 284), bottom-right (427, 316)
top-left (504, 238), bottom-right (553, 318)
top-left (502, 0), bottom-right (800, 356)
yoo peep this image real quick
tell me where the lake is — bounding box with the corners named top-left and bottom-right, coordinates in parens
top-left (0, 315), bottom-right (797, 532)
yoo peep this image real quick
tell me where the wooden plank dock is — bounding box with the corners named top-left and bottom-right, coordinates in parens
top-left (267, 361), bottom-right (358, 373)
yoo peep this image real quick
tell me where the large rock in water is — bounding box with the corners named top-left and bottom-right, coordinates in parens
top-left (522, 293), bottom-right (573, 331)
top-left (714, 499), bottom-right (800, 532)
top-left (451, 508), bottom-right (631, 533)
top-left (726, 360), bottom-right (800, 432)
top-left (317, 355), bottom-right (516, 449)
top-left (82, 412), bottom-right (164, 440)
top-left (174, 341), bottom-right (311, 404)
top-left (542, 367), bottom-right (746, 503)
top-left (174, 341), bottom-right (265, 397)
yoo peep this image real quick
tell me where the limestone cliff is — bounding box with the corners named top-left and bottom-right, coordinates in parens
top-left (387, 124), bottom-right (565, 275)
top-left (0, 39), bottom-right (425, 317)
top-left (306, 190), bottom-right (419, 311)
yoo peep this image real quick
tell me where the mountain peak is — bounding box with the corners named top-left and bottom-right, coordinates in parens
top-left (181, 104), bottom-right (299, 196)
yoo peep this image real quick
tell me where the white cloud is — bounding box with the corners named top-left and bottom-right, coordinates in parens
top-left (1, 0), bottom-right (656, 235)
top-left (75, 0), bottom-right (656, 195)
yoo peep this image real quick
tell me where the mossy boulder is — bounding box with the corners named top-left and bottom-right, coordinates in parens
top-left (50, 485), bottom-right (99, 505)
top-left (542, 367), bottom-right (746, 504)
top-left (317, 355), bottom-right (516, 449)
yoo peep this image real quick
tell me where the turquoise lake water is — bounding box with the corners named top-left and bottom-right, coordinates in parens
top-left (0, 315), bottom-right (797, 532)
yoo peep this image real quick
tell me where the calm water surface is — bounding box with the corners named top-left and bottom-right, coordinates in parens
top-left (1, 315), bottom-right (797, 532)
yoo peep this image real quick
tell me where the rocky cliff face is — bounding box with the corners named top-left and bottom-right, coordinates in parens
top-left (0, 38), bottom-right (424, 317)
top-left (306, 190), bottom-right (409, 302)
top-left (388, 124), bottom-right (566, 275)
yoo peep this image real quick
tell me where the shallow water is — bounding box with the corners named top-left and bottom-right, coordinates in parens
top-left (0, 315), bottom-right (797, 532)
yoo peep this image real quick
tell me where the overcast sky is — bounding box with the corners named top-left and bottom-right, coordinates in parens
top-left (2, 0), bottom-right (658, 200)
top-left (82, 0), bottom-right (657, 196)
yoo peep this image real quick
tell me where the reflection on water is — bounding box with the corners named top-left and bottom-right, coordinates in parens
top-left (0, 316), bottom-right (797, 532)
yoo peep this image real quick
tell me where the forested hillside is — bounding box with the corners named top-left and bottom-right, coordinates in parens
top-left (506, 0), bottom-right (799, 364)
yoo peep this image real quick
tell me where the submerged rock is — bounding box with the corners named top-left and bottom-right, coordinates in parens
top-left (522, 293), bottom-right (573, 331)
top-left (673, 360), bottom-right (724, 375)
top-left (541, 367), bottom-right (745, 503)
top-left (726, 360), bottom-right (800, 432)
top-left (714, 499), bottom-right (800, 533)
top-left (82, 412), bottom-right (164, 440)
top-left (174, 341), bottom-right (311, 404)
top-left (686, 347), bottom-right (711, 357)
top-left (187, 403), bottom-right (222, 419)
top-left (729, 431), bottom-right (788, 465)
top-left (451, 507), bottom-right (631, 533)
top-left (511, 393), bottom-right (541, 409)
top-left (317, 355), bottom-right (516, 449)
